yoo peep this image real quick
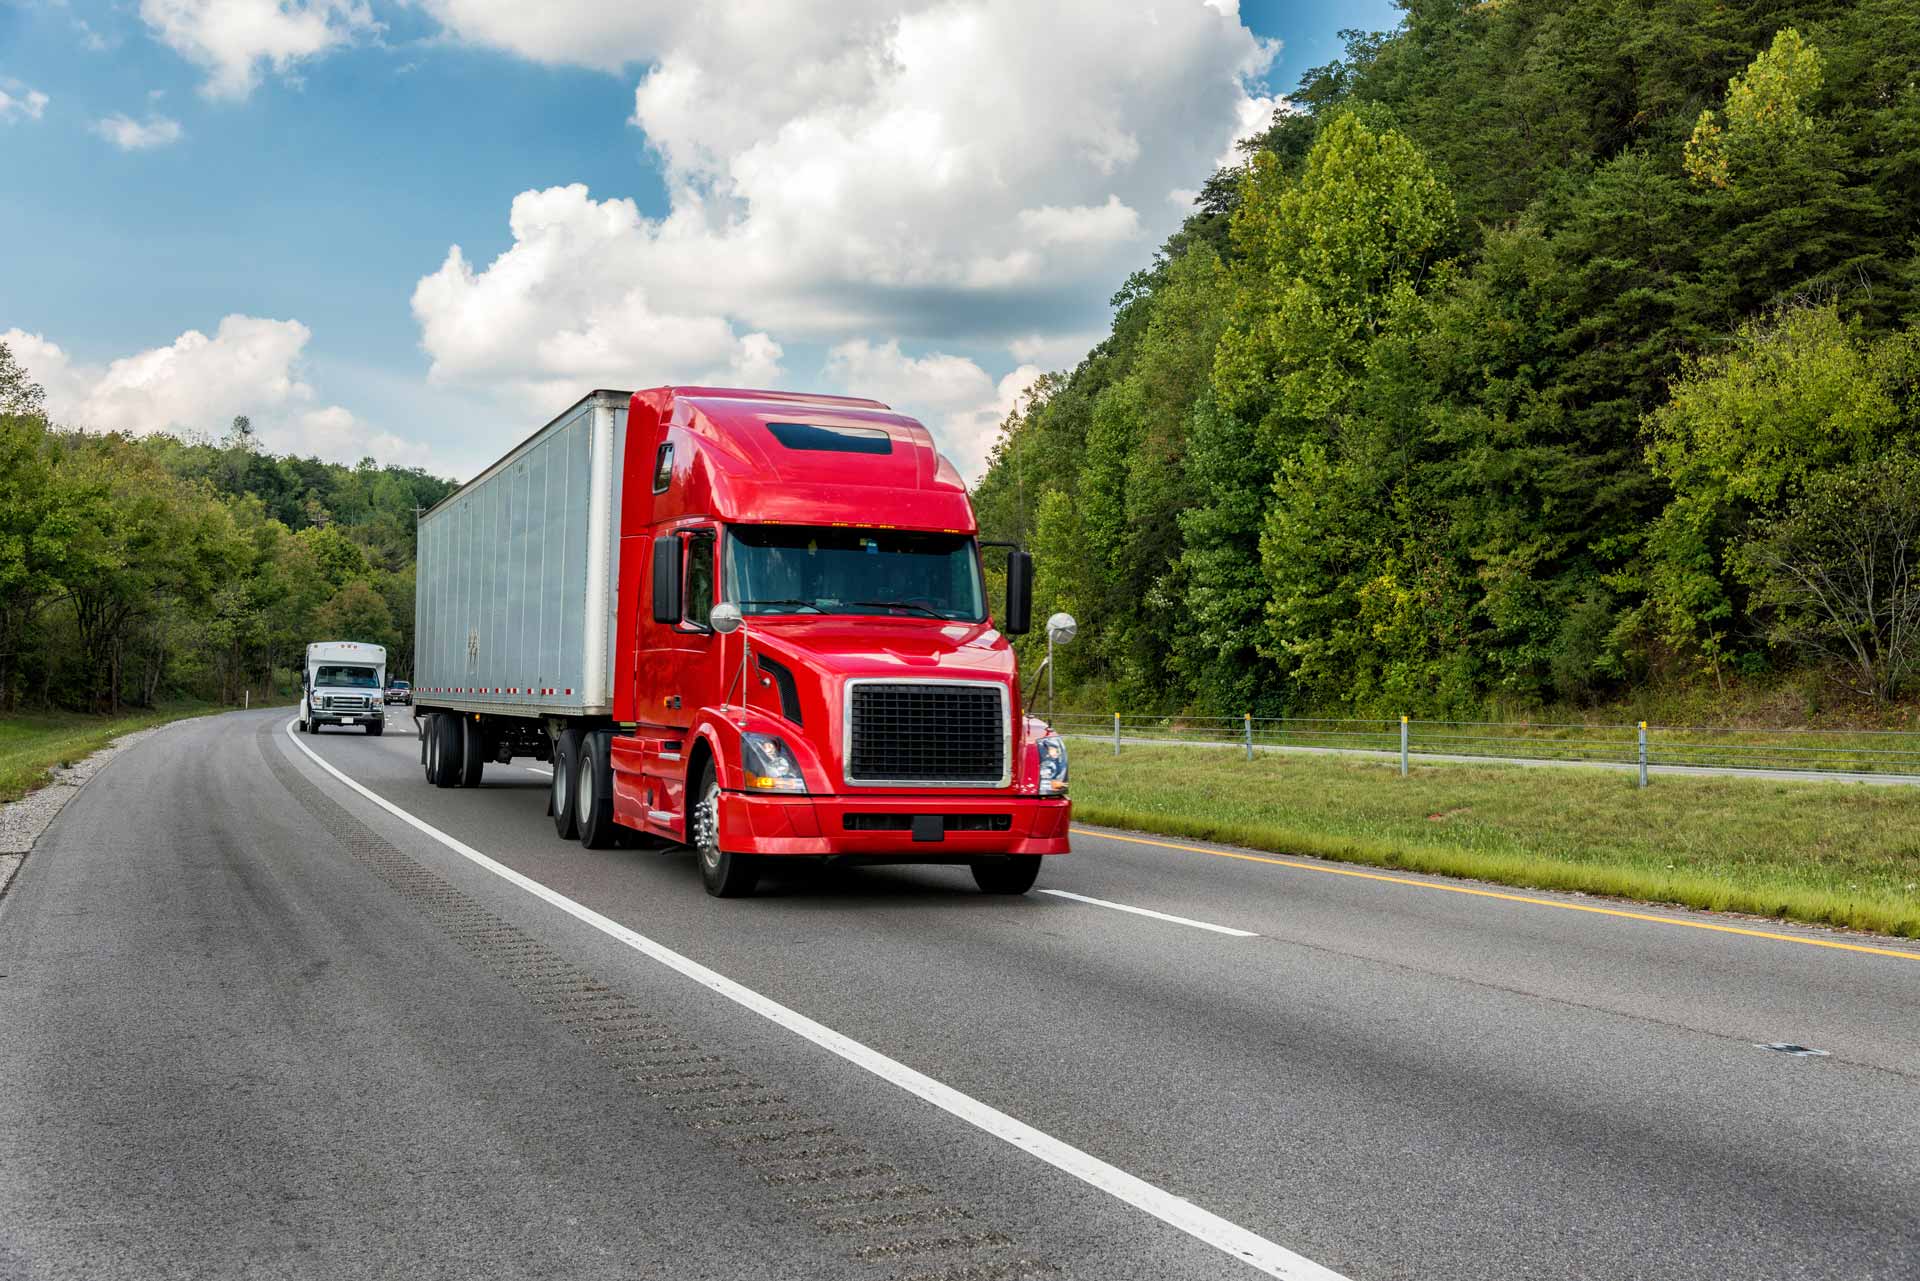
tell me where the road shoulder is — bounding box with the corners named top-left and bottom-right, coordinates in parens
top-left (0, 720), bottom-right (183, 901)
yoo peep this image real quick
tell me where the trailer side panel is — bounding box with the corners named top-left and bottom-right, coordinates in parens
top-left (415, 390), bottom-right (628, 719)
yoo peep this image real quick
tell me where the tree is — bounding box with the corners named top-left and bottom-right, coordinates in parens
top-left (1645, 303), bottom-right (1916, 677)
top-left (312, 581), bottom-right (396, 652)
top-left (1213, 107), bottom-right (1457, 426)
top-left (1744, 455), bottom-right (1920, 702)
top-left (0, 342), bottom-right (46, 419)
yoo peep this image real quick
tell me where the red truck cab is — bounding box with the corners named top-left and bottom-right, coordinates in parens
top-left (601, 387), bottom-right (1070, 895)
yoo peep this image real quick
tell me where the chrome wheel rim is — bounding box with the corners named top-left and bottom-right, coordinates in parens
top-left (578, 752), bottom-right (594, 823)
top-left (553, 754), bottom-right (569, 815)
top-left (695, 781), bottom-right (721, 870)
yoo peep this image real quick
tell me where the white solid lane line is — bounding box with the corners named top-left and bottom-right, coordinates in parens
top-left (279, 719), bottom-right (1344, 1281)
top-left (523, 765), bottom-right (552, 776)
top-left (1039, 889), bottom-right (1259, 938)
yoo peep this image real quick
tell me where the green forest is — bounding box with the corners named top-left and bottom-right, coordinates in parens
top-left (975, 0), bottom-right (1920, 720)
top-left (0, 346), bottom-right (453, 712)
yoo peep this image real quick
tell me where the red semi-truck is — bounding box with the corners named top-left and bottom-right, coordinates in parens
top-left (412, 387), bottom-right (1073, 896)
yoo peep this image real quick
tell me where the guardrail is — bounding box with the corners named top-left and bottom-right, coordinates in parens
top-left (1046, 713), bottom-right (1920, 784)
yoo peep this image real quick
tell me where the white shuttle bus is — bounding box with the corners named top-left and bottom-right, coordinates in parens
top-left (300, 641), bottom-right (388, 735)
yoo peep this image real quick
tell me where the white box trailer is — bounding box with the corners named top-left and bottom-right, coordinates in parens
top-left (414, 390), bottom-right (630, 720)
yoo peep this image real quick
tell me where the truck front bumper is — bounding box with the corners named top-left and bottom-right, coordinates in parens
top-left (312, 708), bottom-right (384, 725)
top-left (716, 792), bottom-right (1071, 857)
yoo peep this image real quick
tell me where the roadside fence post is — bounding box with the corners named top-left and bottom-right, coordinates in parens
top-left (1113, 711), bottom-right (1120, 756)
top-left (244, 689), bottom-right (250, 710)
top-left (1244, 713), bottom-right (1253, 761)
top-left (1400, 715), bottom-right (1409, 777)
top-left (1638, 721), bottom-right (1649, 788)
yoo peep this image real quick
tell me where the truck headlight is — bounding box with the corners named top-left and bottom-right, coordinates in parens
top-left (740, 732), bottom-right (807, 793)
top-left (1037, 734), bottom-right (1068, 795)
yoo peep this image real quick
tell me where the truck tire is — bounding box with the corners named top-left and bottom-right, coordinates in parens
top-left (693, 762), bottom-right (759, 898)
top-left (576, 732), bottom-right (619, 849)
top-left (970, 855), bottom-right (1042, 895)
top-left (367, 721), bottom-right (384, 737)
top-left (422, 714), bottom-right (440, 783)
top-left (432, 714), bottom-right (462, 789)
top-left (458, 717), bottom-right (486, 787)
top-left (551, 728), bottom-right (582, 840)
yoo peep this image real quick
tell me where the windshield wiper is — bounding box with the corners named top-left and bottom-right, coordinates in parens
top-left (739, 598), bottom-right (826, 613)
top-left (845, 600), bottom-right (948, 619)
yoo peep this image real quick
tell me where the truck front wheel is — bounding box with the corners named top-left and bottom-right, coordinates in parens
top-left (970, 855), bottom-right (1042, 895)
top-left (694, 763), bottom-right (759, 898)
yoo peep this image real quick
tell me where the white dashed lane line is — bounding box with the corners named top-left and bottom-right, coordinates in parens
top-left (1039, 889), bottom-right (1258, 938)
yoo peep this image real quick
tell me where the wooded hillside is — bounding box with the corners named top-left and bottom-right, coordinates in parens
top-left (0, 350), bottom-right (453, 712)
top-left (975, 0), bottom-right (1920, 717)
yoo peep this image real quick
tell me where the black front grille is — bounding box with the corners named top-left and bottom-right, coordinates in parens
top-left (843, 813), bottom-right (1012, 832)
top-left (847, 682), bottom-right (1005, 785)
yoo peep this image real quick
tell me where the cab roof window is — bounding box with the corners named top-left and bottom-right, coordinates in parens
top-left (767, 422), bottom-right (892, 455)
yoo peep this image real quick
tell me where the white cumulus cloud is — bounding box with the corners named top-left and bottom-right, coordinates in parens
top-left (409, 185), bottom-right (787, 417)
top-left (138, 0), bottom-right (376, 99)
top-left (408, 1), bottom-right (1276, 475)
top-left (825, 339), bottom-right (1042, 479)
top-left (93, 113), bottom-right (184, 149)
top-left (0, 86), bottom-right (50, 123)
top-left (3, 317), bottom-right (431, 468)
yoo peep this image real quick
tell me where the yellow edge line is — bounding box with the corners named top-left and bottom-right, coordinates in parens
top-left (1070, 826), bottom-right (1920, 963)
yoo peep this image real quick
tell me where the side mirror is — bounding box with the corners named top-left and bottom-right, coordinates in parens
top-left (1046, 612), bottom-right (1077, 645)
top-left (710, 603), bottom-right (743, 635)
top-left (1005, 550), bottom-right (1033, 635)
top-left (651, 534), bottom-right (681, 623)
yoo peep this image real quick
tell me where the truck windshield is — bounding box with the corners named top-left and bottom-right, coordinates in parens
top-left (314, 665), bottom-right (381, 688)
top-left (725, 526), bottom-right (985, 622)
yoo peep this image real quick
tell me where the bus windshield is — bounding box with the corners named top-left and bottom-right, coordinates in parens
top-left (725, 526), bottom-right (985, 622)
top-left (314, 665), bottom-right (381, 688)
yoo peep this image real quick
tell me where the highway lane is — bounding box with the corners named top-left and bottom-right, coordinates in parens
top-left (4, 707), bottom-right (1918, 1280)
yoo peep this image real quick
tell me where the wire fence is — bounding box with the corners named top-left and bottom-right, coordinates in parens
top-left (1047, 713), bottom-right (1920, 784)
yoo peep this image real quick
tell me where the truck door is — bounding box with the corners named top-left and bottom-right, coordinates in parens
top-left (641, 526), bottom-right (718, 732)
top-left (633, 526), bottom-right (718, 831)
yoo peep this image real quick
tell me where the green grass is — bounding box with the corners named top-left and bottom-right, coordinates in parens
top-left (0, 703), bottom-right (254, 803)
top-left (1068, 746), bottom-right (1920, 939)
top-left (1053, 716), bottom-right (1920, 775)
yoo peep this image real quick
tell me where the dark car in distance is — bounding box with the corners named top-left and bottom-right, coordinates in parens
top-left (385, 680), bottom-right (412, 706)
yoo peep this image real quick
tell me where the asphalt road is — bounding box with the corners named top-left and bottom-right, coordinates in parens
top-left (2, 707), bottom-right (1916, 1280)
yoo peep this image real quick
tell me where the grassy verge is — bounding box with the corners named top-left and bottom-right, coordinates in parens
top-left (1068, 746), bottom-right (1920, 939)
top-left (0, 703), bottom-right (253, 803)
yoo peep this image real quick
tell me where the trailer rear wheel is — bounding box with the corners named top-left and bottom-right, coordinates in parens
top-left (576, 732), bottom-right (619, 849)
top-left (458, 717), bottom-right (486, 787)
top-left (970, 855), bottom-right (1042, 895)
top-left (694, 763), bottom-right (759, 898)
top-left (432, 714), bottom-right (462, 789)
top-left (551, 728), bottom-right (582, 839)
top-left (421, 714), bottom-right (438, 781)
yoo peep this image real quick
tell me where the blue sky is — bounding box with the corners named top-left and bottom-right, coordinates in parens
top-left (1, 1), bottom-right (1399, 478)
